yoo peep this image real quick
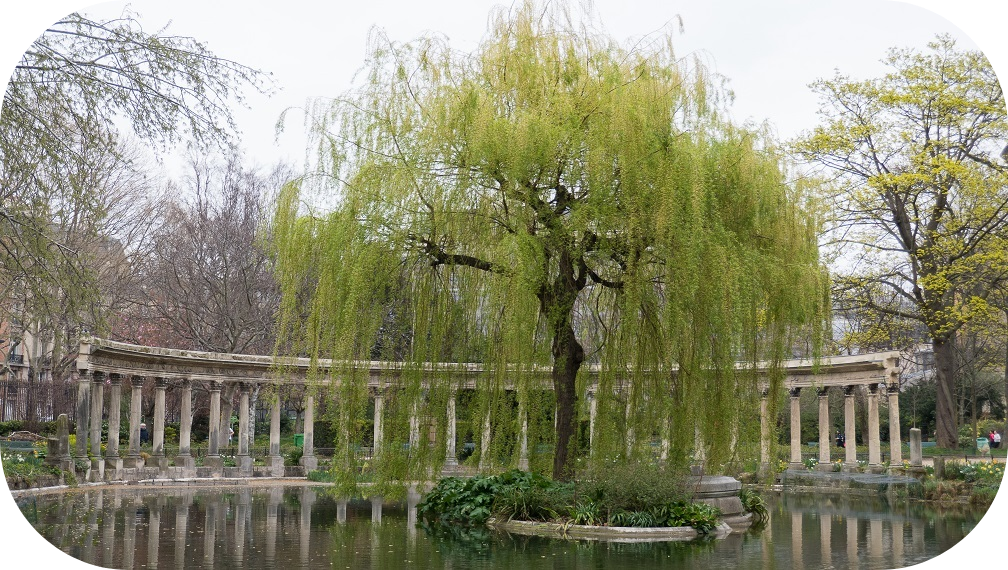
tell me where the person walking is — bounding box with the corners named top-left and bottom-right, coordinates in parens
top-left (993, 430), bottom-right (1002, 449)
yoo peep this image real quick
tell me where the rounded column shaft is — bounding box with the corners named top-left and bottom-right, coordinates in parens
top-left (89, 373), bottom-right (105, 457)
top-left (153, 378), bottom-right (167, 457)
top-left (106, 376), bottom-right (122, 460)
top-left (75, 375), bottom-right (91, 458)
top-left (844, 386), bottom-right (857, 466)
top-left (789, 387), bottom-right (802, 467)
top-left (888, 386), bottom-right (902, 464)
top-left (818, 389), bottom-right (830, 466)
top-left (867, 383), bottom-right (881, 467)
top-left (208, 383), bottom-right (222, 456)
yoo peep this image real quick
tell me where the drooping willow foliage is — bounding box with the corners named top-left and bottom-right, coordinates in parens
top-left (272, 1), bottom-right (829, 492)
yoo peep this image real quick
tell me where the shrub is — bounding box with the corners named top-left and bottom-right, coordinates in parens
top-left (739, 488), bottom-right (769, 523)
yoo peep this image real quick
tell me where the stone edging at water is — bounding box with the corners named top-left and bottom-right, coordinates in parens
top-left (487, 516), bottom-right (742, 542)
top-left (6, 476), bottom-right (329, 499)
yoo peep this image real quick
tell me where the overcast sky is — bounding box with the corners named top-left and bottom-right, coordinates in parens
top-left (3, 0), bottom-right (1008, 180)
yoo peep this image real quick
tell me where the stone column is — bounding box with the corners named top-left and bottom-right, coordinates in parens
top-left (588, 390), bottom-right (598, 455)
top-left (478, 405), bottom-right (492, 471)
top-left (152, 377), bottom-right (168, 474)
top-left (299, 390), bottom-right (317, 471)
top-left (888, 383), bottom-right (902, 465)
top-left (125, 375), bottom-right (144, 469)
top-left (89, 371), bottom-right (105, 481)
top-left (105, 374), bottom-right (123, 479)
top-left (517, 395), bottom-right (529, 471)
top-left (237, 383), bottom-right (253, 476)
top-left (372, 389), bottom-right (384, 458)
top-left (206, 381), bottom-right (223, 476)
top-left (442, 391), bottom-right (458, 473)
top-left (817, 387), bottom-right (831, 471)
top-left (789, 387), bottom-right (803, 469)
top-left (177, 379), bottom-right (195, 475)
top-left (844, 385), bottom-right (857, 471)
top-left (74, 373), bottom-right (91, 459)
top-left (909, 428), bottom-right (923, 467)
top-left (867, 383), bottom-right (881, 470)
top-left (268, 392), bottom-right (284, 476)
top-left (759, 389), bottom-right (770, 472)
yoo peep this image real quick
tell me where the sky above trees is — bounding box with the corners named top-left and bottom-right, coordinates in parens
top-left (3, 1), bottom-right (1004, 182)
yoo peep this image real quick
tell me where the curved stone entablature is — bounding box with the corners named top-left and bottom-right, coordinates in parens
top-left (77, 337), bottom-right (898, 389)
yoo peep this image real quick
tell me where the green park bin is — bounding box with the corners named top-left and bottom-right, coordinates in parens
top-left (977, 437), bottom-right (990, 454)
top-left (294, 434), bottom-right (304, 448)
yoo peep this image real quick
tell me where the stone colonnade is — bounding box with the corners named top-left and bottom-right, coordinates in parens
top-left (760, 381), bottom-right (902, 473)
top-left (73, 372), bottom-right (304, 480)
top-left (76, 338), bottom-right (901, 480)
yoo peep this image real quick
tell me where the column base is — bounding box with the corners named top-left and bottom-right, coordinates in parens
top-left (267, 455), bottom-right (285, 477)
top-left (300, 454), bottom-right (317, 472)
top-left (517, 456), bottom-right (529, 471)
top-left (816, 461), bottom-right (833, 472)
top-left (176, 454), bottom-right (196, 477)
top-left (151, 455), bottom-right (169, 477)
top-left (104, 458), bottom-right (123, 480)
top-left (867, 464), bottom-right (886, 474)
top-left (204, 455), bottom-right (224, 477)
top-left (238, 455), bottom-right (253, 477)
top-left (441, 456), bottom-right (458, 476)
top-left (788, 462), bottom-right (804, 471)
top-left (89, 458), bottom-right (104, 482)
top-left (842, 463), bottom-right (860, 473)
top-left (123, 455), bottom-right (145, 469)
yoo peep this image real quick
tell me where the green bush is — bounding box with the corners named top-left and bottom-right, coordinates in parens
top-left (739, 487), bottom-right (769, 523)
top-left (0, 421), bottom-right (25, 436)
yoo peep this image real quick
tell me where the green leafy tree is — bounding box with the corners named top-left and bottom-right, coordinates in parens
top-left (794, 35), bottom-right (1008, 448)
top-left (275, 2), bottom-right (827, 482)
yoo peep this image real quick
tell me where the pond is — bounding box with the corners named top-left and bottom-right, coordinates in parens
top-left (11, 482), bottom-right (990, 569)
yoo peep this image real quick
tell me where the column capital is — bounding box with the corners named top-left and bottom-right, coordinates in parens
top-left (91, 370), bottom-right (106, 383)
top-left (760, 387), bottom-right (769, 398)
top-left (844, 385), bottom-right (856, 397)
top-left (179, 378), bottom-right (192, 389)
top-left (108, 373), bottom-right (122, 386)
top-left (130, 375), bottom-right (146, 389)
top-left (886, 382), bottom-right (900, 394)
top-left (238, 381), bottom-right (252, 394)
top-left (209, 380), bottom-right (223, 392)
top-left (154, 377), bottom-right (169, 389)
top-left (817, 387), bottom-right (829, 398)
top-left (867, 383), bottom-right (879, 395)
top-left (789, 387), bottom-right (801, 398)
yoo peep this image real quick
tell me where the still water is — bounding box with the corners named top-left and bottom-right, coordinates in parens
top-left (15, 483), bottom-right (985, 569)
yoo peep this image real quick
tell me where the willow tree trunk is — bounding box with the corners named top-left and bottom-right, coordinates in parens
top-left (934, 336), bottom-right (957, 449)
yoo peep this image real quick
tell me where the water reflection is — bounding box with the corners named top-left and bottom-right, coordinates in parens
top-left (15, 485), bottom-right (986, 570)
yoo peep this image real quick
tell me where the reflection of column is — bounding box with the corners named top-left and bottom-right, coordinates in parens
top-left (148, 497), bottom-right (162, 568)
top-left (888, 384), bottom-right (902, 464)
top-left (102, 495), bottom-right (115, 568)
top-left (83, 490), bottom-right (101, 564)
top-left (588, 390), bottom-right (598, 456)
top-left (844, 386), bottom-right (857, 471)
top-left (337, 500), bottom-right (347, 524)
top-left (266, 487), bottom-right (281, 564)
top-left (408, 400), bottom-right (419, 451)
top-left (443, 392), bottom-right (458, 472)
top-left (760, 389), bottom-right (770, 470)
top-left (867, 384), bottom-right (881, 469)
top-left (206, 381), bottom-right (223, 476)
top-left (846, 517), bottom-right (858, 570)
top-left (237, 383), bottom-right (253, 476)
top-left (89, 371), bottom-right (105, 480)
top-left (125, 376), bottom-right (144, 469)
top-left (268, 393), bottom-right (284, 475)
top-left (203, 500), bottom-right (217, 565)
top-left (300, 487), bottom-right (315, 565)
top-left (791, 510), bottom-right (803, 570)
top-left (817, 388), bottom-right (831, 470)
top-left (371, 495), bottom-right (383, 524)
top-left (373, 389), bottom-right (384, 457)
top-left (820, 513), bottom-right (831, 567)
top-left (174, 494), bottom-right (191, 570)
top-left (123, 495), bottom-right (138, 570)
top-left (892, 520), bottom-right (905, 567)
top-left (517, 395), bottom-right (529, 470)
top-left (869, 518), bottom-right (882, 561)
top-left (789, 387), bottom-right (803, 468)
top-left (75, 373), bottom-right (91, 458)
top-left (106, 374), bottom-right (123, 479)
top-left (912, 518), bottom-right (924, 552)
top-left (177, 379), bottom-right (195, 475)
top-left (300, 391), bottom-right (317, 471)
top-left (234, 489), bottom-right (250, 563)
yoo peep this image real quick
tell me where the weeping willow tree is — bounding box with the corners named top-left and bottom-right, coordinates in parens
top-left (273, 1), bottom-right (828, 487)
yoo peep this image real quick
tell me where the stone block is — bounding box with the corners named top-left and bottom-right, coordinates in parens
top-left (204, 456), bottom-right (224, 477)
